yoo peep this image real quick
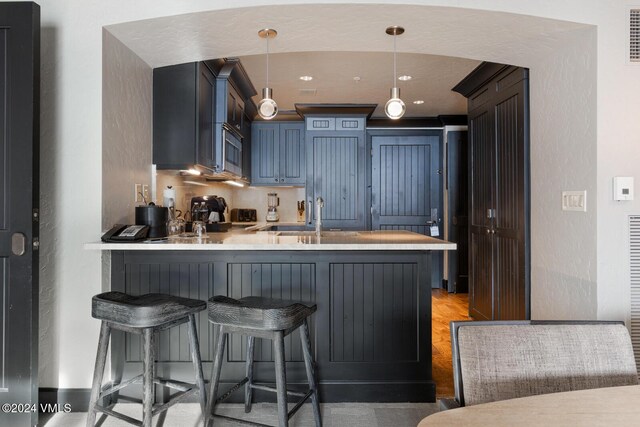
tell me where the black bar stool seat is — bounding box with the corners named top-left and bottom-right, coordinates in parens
top-left (87, 292), bottom-right (207, 427)
top-left (92, 291), bottom-right (206, 328)
top-left (206, 296), bottom-right (322, 427)
top-left (208, 295), bottom-right (316, 331)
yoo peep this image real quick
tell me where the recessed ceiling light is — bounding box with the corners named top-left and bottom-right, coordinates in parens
top-left (398, 75), bottom-right (412, 81)
top-left (299, 75), bottom-right (313, 81)
top-left (413, 100), bottom-right (425, 104)
top-left (353, 76), bottom-right (361, 82)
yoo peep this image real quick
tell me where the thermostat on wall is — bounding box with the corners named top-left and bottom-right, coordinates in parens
top-left (613, 177), bottom-right (634, 201)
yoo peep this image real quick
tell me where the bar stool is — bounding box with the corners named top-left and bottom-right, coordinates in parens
top-left (86, 292), bottom-right (207, 427)
top-left (205, 296), bottom-right (322, 427)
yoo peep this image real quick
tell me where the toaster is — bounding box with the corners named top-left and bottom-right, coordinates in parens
top-left (230, 208), bottom-right (257, 222)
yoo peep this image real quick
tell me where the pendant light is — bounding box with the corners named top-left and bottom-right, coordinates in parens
top-left (257, 28), bottom-right (278, 120)
top-left (384, 26), bottom-right (406, 120)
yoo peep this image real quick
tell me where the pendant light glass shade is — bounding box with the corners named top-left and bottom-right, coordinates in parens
top-left (258, 29), bottom-right (278, 120)
top-left (385, 87), bottom-right (406, 120)
top-left (258, 87), bottom-right (278, 120)
top-left (385, 26), bottom-right (406, 120)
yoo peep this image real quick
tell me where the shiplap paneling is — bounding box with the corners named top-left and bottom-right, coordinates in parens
top-left (470, 111), bottom-right (491, 228)
top-left (280, 123), bottom-right (304, 181)
top-left (255, 123), bottom-right (279, 182)
top-left (379, 144), bottom-right (430, 217)
top-left (470, 233), bottom-right (493, 320)
top-left (124, 262), bottom-right (215, 362)
top-left (495, 95), bottom-right (519, 231)
top-left (629, 216), bottom-right (640, 375)
top-left (227, 263), bottom-right (316, 363)
top-left (313, 136), bottom-right (358, 221)
top-left (495, 236), bottom-right (523, 319)
top-left (329, 263), bottom-right (418, 362)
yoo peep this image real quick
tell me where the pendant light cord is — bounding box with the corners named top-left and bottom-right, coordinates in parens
top-left (266, 33), bottom-right (270, 89)
top-left (393, 34), bottom-right (397, 86)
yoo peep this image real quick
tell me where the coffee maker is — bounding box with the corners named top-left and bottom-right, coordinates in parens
top-left (190, 195), bottom-right (227, 222)
top-left (266, 193), bottom-right (279, 222)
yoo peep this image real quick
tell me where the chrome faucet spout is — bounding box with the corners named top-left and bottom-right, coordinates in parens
top-left (315, 197), bottom-right (324, 236)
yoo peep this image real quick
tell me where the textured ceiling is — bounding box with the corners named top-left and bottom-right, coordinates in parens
top-left (237, 51), bottom-right (479, 117)
top-left (105, 3), bottom-right (589, 117)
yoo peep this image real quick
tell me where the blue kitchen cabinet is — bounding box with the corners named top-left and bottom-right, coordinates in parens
top-left (305, 116), bottom-right (367, 230)
top-left (251, 121), bottom-right (305, 186)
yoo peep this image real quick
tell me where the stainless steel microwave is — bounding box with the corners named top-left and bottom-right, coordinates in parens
top-left (220, 124), bottom-right (242, 177)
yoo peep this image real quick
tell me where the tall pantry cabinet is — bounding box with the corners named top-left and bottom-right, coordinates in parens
top-left (453, 63), bottom-right (530, 320)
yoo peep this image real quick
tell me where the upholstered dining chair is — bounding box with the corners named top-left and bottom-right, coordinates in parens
top-left (440, 320), bottom-right (639, 410)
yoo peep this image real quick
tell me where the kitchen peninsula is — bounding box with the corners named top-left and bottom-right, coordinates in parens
top-left (86, 230), bottom-right (455, 402)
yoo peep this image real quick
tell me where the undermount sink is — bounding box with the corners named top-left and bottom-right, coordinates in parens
top-left (264, 225), bottom-right (309, 232)
top-left (276, 230), bottom-right (360, 237)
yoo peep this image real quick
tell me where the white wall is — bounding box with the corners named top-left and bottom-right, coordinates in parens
top-left (102, 30), bottom-right (153, 230)
top-left (36, 0), bottom-right (639, 388)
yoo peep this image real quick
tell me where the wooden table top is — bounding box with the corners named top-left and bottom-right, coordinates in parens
top-left (419, 385), bottom-right (640, 427)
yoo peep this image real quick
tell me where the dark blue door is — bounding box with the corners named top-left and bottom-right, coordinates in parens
top-left (0, 3), bottom-right (40, 427)
top-left (371, 131), bottom-right (443, 288)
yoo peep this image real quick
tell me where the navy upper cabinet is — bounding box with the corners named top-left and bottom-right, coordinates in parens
top-left (153, 59), bottom-right (257, 177)
top-left (251, 122), bottom-right (305, 186)
top-left (154, 62), bottom-right (216, 171)
top-left (305, 116), bottom-right (367, 229)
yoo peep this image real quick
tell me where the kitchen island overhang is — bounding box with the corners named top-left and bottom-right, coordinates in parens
top-left (87, 231), bottom-right (455, 403)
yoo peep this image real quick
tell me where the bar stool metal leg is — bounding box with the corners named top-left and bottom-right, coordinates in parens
top-left (86, 322), bottom-right (111, 427)
top-left (142, 328), bottom-right (155, 427)
top-left (206, 324), bottom-right (227, 426)
top-left (244, 335), bottom-right (255, 413)
top-left (187, 314), bottom-right (207, 417)
top-left (300, 319), bottom-right (322, 427)
top-left (273, 330), bottom-right (289, 427)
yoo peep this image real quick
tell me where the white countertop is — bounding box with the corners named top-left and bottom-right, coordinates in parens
top-left (85, 230), bottom-right (456, 251)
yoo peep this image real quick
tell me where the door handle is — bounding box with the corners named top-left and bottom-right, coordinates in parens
top-left (12, 232), bottom-right (26, 256)
top-left (307, 200), bottom-right (313, 225)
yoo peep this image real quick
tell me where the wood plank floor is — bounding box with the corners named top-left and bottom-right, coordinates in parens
top-left (432, 289), bottom-right (471, 398)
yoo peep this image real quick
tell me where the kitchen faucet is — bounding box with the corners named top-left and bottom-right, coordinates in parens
top-left (315, 197), bottom-right (324, 236)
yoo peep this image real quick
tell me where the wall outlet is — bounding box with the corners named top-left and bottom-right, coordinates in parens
top-left (142, 184), bottom-right (150, 203)
top-left (134, 184), bottom-right (143, 203)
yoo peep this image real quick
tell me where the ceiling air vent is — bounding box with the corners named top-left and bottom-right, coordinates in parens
top-left (631, 9), bottom-right (640, 62)
top-left (299, 88), bottom-right (317, 96)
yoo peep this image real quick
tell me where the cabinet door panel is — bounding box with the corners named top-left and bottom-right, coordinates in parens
top-left (470, 110), bottom-right (493, 229)
top-left (279, 122), bottom-right (305, 185)
top-left (311, 134), bottom-right (365, 229)
top-left (470, 231), bottom-right (493, 320)
top-left (198, 63), bottom-right (215, 168)
top-left (251, 122), bottom-right (280, 185)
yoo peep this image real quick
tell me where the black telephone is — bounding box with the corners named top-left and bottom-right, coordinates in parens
top-left (102, 224), bottom-right (149, 242)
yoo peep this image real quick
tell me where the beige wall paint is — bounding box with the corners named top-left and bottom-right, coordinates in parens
top-left (102, 30), bottom-right (153, 230)
top-left (37, 0), bottom-right (638, 388)
top-left (529, 28), bottom-right (598, 319)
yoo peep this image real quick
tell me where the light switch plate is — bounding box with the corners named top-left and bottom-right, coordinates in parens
top-left (134, 184), bottom-right (143, 203)
top-left (562, 190), bottom-right (587, 212)
top-left (613, 176), bottom-right (634, 201)
top-left (142, 184), bottom-right (150, 203)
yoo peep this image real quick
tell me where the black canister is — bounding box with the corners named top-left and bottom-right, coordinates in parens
top-left (135, 205), bottom-right (168, 238)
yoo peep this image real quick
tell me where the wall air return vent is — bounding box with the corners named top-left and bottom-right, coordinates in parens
top-left (299, 88), bottom-right (317, 96)
top-left (629, 215), bottom-right (640, 375)
top-left (630, 8), bottom-right (640, 62)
